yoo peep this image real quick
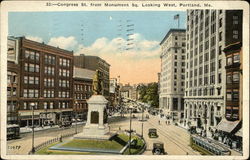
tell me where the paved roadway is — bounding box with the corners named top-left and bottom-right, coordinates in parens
top-left (109, 113), bottom-right (200, 155)
top-left (7, 111), bottom-right (241, 156)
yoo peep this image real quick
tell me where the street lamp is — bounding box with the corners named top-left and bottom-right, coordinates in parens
top-left (30, 102), bottom-right (35, 154)
top-left (75, 101), bottom-right (78, 134)
top-left (128, 106), bottom-right (133, 155)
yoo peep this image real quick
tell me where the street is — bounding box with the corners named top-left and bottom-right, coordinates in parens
top-left (7, 110), bottom-right (241, 156)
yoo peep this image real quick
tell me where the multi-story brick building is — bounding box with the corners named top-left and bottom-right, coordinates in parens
top-left (74, 54), bottom-right (110, 99)
top-left (159, 29), bottom-right (186, 122)
top-left (183, 10), bottom-right (243, 136)
top-left (7, 37), bottom-right (20, 125)
top-left (73, 67), bottom-right (95, 120)
top-left (10, 37), bottom-right (74, 127)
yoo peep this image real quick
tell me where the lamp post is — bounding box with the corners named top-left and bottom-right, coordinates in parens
top-left (74, 101), bottom-right (78, 134)
top-left (128, 106), bottom-right (133, 155)
top-left (30, 102), bottom-right (35, 154)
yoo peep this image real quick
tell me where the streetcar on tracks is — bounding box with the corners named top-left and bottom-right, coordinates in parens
top-left (191, 134), bottom-right (231, 155)
top-left (7, 124), bottom-right (20, 140)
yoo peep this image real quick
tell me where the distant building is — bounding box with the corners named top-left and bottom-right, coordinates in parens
top-left (9, 36), bottom-right (74, 127)
top-left (74, 54), bottom-right (110, 99)
top-left (120, 84), bottom-right (132, 99)
top-left (109, 78), bottom-right (119, 110)
top-left (73, 67), bottom-right (95, 120)
top-left (159, 29), bottom-right (186, 122)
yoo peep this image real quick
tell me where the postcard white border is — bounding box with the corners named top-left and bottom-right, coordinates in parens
top-left (0, 1), bottom-right (249, 160)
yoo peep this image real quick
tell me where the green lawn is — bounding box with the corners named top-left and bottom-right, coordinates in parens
top-left (36, 134), bottom-right (145, 155)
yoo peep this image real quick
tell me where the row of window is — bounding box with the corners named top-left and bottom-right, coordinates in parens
top-left (227, 53), bottom-right (240, 65)
top-left (44, 78), bottom-right (54, 87)
top-left (23, 89), bottom-right (39, 98)
top-left (59, 79), bottom-right (70, 87)
top-left (186, 73), bottom-right (222, 87)
top-left (74, 84), bottom-right (92, 92)
top-left (75, 93), bottom-right (90, 100)
top-left (226, 89), bottom-right (239, 101)
top-left (59, 69), bottom-right (70, 77)
top-left (24, 63), bottom-right (40, 72)
top-left (186, 87), bottom-right (221, 96)
top-left (44, 90), bottom-right (55, 98)
top-left (45, 66), bottom-right (55, 75)
top-left (227, 72), bottom-right (240, 84)
top-left (44, 54), bottom-right (56, 65)
top-left (25, 50), bottom-right (40, 61)
top-left (59, 58), bottom-right (70, 67)
top-left (22, 101), bottom-right (71, 110)
top-left (24, 76), bottom-right (39, 85)
top-left (58, 91), bottom-right (70, 98)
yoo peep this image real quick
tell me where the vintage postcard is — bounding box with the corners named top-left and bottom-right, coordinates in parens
top-left (0, 0), bottom-right (249, 160)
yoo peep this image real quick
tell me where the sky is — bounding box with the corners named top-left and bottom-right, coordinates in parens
top-left (9, 11), bottom-right (186, 85)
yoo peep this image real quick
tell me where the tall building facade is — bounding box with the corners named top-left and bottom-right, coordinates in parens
top-left (183, 10), bottom-right (243, 134)
top-left (159, 29), bottom-right (186, 122)
top-left (74, 54), bottom-right (110, 99)
top-left (11, 37), bottom-right (74, 127)
top-left (7, 37), bottom-right (20, 125)
top-left (73, 67), bottom-right (95, 120)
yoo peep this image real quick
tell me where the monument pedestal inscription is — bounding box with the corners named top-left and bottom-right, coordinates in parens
top-left (74, 95), bottom-right (116, 140)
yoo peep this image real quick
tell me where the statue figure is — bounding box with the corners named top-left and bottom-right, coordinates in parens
top-left (92, 70), bottom-right (102, 95)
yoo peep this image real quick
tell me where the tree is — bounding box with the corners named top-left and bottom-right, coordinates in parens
top-left (137, 83), bottom-right (159, 108)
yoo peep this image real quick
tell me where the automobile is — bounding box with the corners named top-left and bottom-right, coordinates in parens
top-left (152, 142), bottom-right (165, 155)
top-left (148, 128), bottom-right (158, 138)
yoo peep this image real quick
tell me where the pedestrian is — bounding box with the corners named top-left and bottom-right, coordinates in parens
top-left (158, 120), bottom-right (160, 125)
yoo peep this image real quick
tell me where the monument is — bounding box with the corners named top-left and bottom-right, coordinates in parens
top-left (74, 70), bottom-right (116, 140)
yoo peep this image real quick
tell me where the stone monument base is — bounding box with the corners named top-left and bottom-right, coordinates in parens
top-left (73, 124), bottom-right (117, 140)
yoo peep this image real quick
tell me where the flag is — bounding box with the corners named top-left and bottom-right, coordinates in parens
top-left (174, 14), bottom-right (179, 20)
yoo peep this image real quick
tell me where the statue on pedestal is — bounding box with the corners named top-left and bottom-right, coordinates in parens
top-left (92, 70), bottom-right (102, 95)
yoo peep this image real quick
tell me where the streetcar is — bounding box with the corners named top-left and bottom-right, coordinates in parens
top-left (191, 135), bottom-right (231, 155)
top-left (7, 124), bottom-right (20, 140)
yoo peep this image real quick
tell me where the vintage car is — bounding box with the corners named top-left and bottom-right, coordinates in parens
top-left (152, 142), bottom-right (165, 155)
top-left (148, 128), bottom-right (158, 138)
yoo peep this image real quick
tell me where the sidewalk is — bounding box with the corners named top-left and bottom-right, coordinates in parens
top-left (20, 121), bottom-right (86, 134)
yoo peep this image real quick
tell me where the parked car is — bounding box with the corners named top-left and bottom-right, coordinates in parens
top-left (148, 128), bottom-right (158, 138)
top-left (152, 142), bottom-right (165, 155)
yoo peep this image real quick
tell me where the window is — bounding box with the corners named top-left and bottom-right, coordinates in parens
top-left (175, 55), bottom-right (177, 60)
top-left (227, 74), bottom-right (232, 84)
top-left (219, 18), bottom-right (222, 28)
top-left (219, 46), bottom-right (222, 55)
top-left (24, 76), bottom-right (28, 84)
top-left (29, 64), bottom-right (35, 72)
top-left (227, 92), bottom-right (232, 101)
top-left (219, 32), bottom-right (222, 41)
top-left (233, 30), bottom-right (239, 39)
top-left (218, 59), bottom-right (222, 69)
top-left (218, 73), bottom-right (222, 83)
top-left (29, 76), bottom-right (34, 84)
top-left (174, 62), bottom-right (177, 66)
top-left (227, 56), bottom-right (233, 65)
top-left (35, 77), bottom-right (39, 85)
top-left (233, 72), bottom-right (239, 83)
top-left (234, 54), bottom-right (240, 63)
top-left (174, 68), bottom-right (177, 73)
top-left (23, 89), bottom-right (28, 97)
top-left (233, 15), bottom-right (239, 25)
top-left (232, 91), bottom-right (239, 101)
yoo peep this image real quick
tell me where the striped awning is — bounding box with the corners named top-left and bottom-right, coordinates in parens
top-left (216, 119), bottom-right (240, 133)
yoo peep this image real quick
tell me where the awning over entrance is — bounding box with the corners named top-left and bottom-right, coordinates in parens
top-left (216, 119), bottom-right (240, 133)
top-left (235, 128), bottom-right (242, 137)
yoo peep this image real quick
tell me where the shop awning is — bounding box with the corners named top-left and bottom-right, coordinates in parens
top-left (235, 128), bottom-right (242, 137)
top-left (216, 119), bottom-right (240, 133)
